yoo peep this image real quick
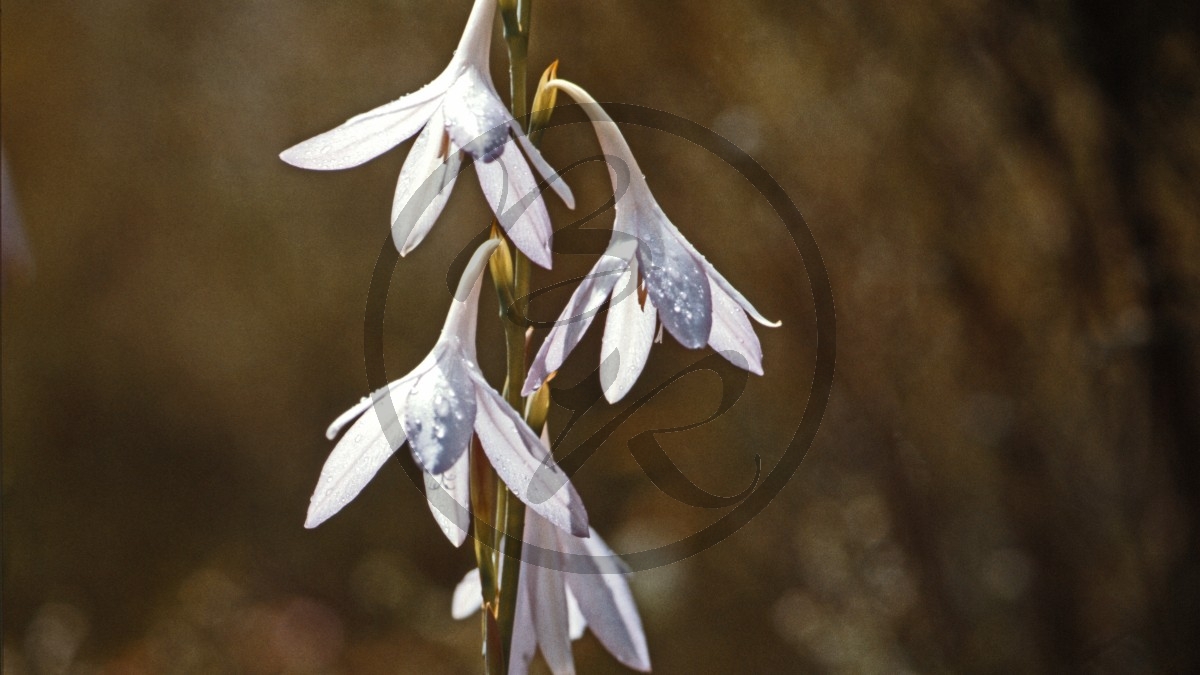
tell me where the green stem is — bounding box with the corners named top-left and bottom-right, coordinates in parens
top-left (494, 1), bottom-right (533, 671)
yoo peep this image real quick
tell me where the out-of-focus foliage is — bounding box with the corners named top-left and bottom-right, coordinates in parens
top-left (2, 0), bottom-right (1197, 673)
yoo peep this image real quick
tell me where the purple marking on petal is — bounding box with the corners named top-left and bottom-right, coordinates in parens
top-left (403, 345), bottom-right (477, 475)
top-left (634, 205), bottom-right (711, 349)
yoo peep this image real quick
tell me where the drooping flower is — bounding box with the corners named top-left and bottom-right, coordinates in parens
top-left (279, 0), bottom-right (574, 268)
top-left (306, 239), bottom-right (588, 541)
top-left (522, 79), bottom-right (779, 403)
top-left (453, 503), bottom-right (651, 674)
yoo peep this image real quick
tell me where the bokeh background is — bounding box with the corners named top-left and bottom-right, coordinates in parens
top-left (3, 0), bottom-right (1198, 673)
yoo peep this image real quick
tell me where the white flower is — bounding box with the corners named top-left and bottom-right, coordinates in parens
top-left (279, 0), bottom-right (574, 268)
top-left (306, 239), bottom-right (588, 542)
top-left (522, 79), bottom-right (779, 403)
top-left (453, 508), bottom-right (651, 674)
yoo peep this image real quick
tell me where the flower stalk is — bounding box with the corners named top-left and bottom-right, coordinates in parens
top-left (479, 1), bottom-right (539, 672)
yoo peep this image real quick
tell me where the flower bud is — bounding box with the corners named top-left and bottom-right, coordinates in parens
top-left (523, 372), bottom-right (555, 432)
top-left (488, 223), bottom-right (516, 313)
top-left (530, 60), bottom-right (560, 134)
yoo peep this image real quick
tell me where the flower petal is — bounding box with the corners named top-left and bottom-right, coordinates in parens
top-left (566, 587), bottom-right (587, 641)
top-left (514, 126), bottom-right (575, 209)
top-left (526, 513), bottom-right (576, 675)
top-left (634, 204), bottom-right (712, 349)
top-left (425, 447), bottom-right (471, 547)
top-left (562, 529), bottom-right (652, 672)
top-left (509, 570), bottom-right (538, 675)
top-left (279, 75), bottom-right (450, 170)
top-left (403, 345), bottom-right (478, 475)
top-left (476, 134), bottom-right (555, 269)
top-left (670, 227), bottom-right (780, 328)
top-left (326, 395), bottom-right (375, 441)
top-left (306, 378), bottom-right (416, 529)
top-left (600, 259), bottom-right (658, 403)
top-left (451, 568), bottom-right (483, 620)
top-left (471, 379), bottom-right (589, 537)
top-left (522, 250), bottom-right (629, 396)
top-left (391, 107), bottom-right (462, 256)
top-left (706, 277), bottom-right (764, 375)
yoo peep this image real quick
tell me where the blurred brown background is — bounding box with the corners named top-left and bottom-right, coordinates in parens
top-left (3, 0), bottom-right (1198, 673)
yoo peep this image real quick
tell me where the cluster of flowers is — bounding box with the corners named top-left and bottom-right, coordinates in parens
top-left (282, 1), bottom-right (776, 672)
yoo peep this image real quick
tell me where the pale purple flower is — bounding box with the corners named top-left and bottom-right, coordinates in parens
top-left (305, 240), bottom-right (588, 541)
top-left (279, 0), bottom-right (574, 268)
top-left (523, 80), bottom-right (779, 403)
top-left (453, 508), bottom-right (651, 674)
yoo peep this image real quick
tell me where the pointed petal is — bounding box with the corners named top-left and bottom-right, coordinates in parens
top-left (566, 587), bottom-right (587, 641)
top-left (425, 448), bottom-right (471, 546)
top-left (306, 378), bottom-right (416, 528)
top-left (707, 277), bottom-right (764, 375)
top-left (563, 529), bottom-right (652, 672)
top-left (706, 262), bottom-right (780, 326)
top-left (661, 217), bottom-right (780, 328)
top-left (403, 345), bottom-right (478, 475)
top-left (326, 395), bottom-right (374, 441)
top-left (600, 260), bottom-right (658, 403)
top-left (527, 513), bottom-right (575, 675)
top-left (279, 76), bottom-right (450, 170)
top-left (522, 251), bottom-right (629, 396)
top-left (634, 204), bottom-right (712, 349)
top-left (508, 569), bottom-right (538, 675)
top-left (451, 568), bottom-right (483, 619)
top-left (476, 133), bottom-right (555, 269)
top-left (391, 107), bottom-right (462, 255)
top-left (515, 126), bottom-right (575, 209)
top-left (471, 380), bottom-right (589, 537)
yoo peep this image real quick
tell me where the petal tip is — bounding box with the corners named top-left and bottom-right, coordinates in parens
top-left (304, 509), bottom-right (326, 530)
top-left (279, 145), bottom-right (322, 170)
top-left (570, 506), bottom-right (590, 539)
top-left (602, 385), bottom-right (627, 405)
top-left (560, 184), bottom-right (577, 210)
top-left (529, 247), bottom-right (553, 270)
top-left (438, 520), bottom-right (469, 548)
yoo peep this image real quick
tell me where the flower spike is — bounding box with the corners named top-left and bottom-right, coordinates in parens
top-left (279, 0), bottom-right (574, 268)
top-left (523, 79), bottom-right (780, 403)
